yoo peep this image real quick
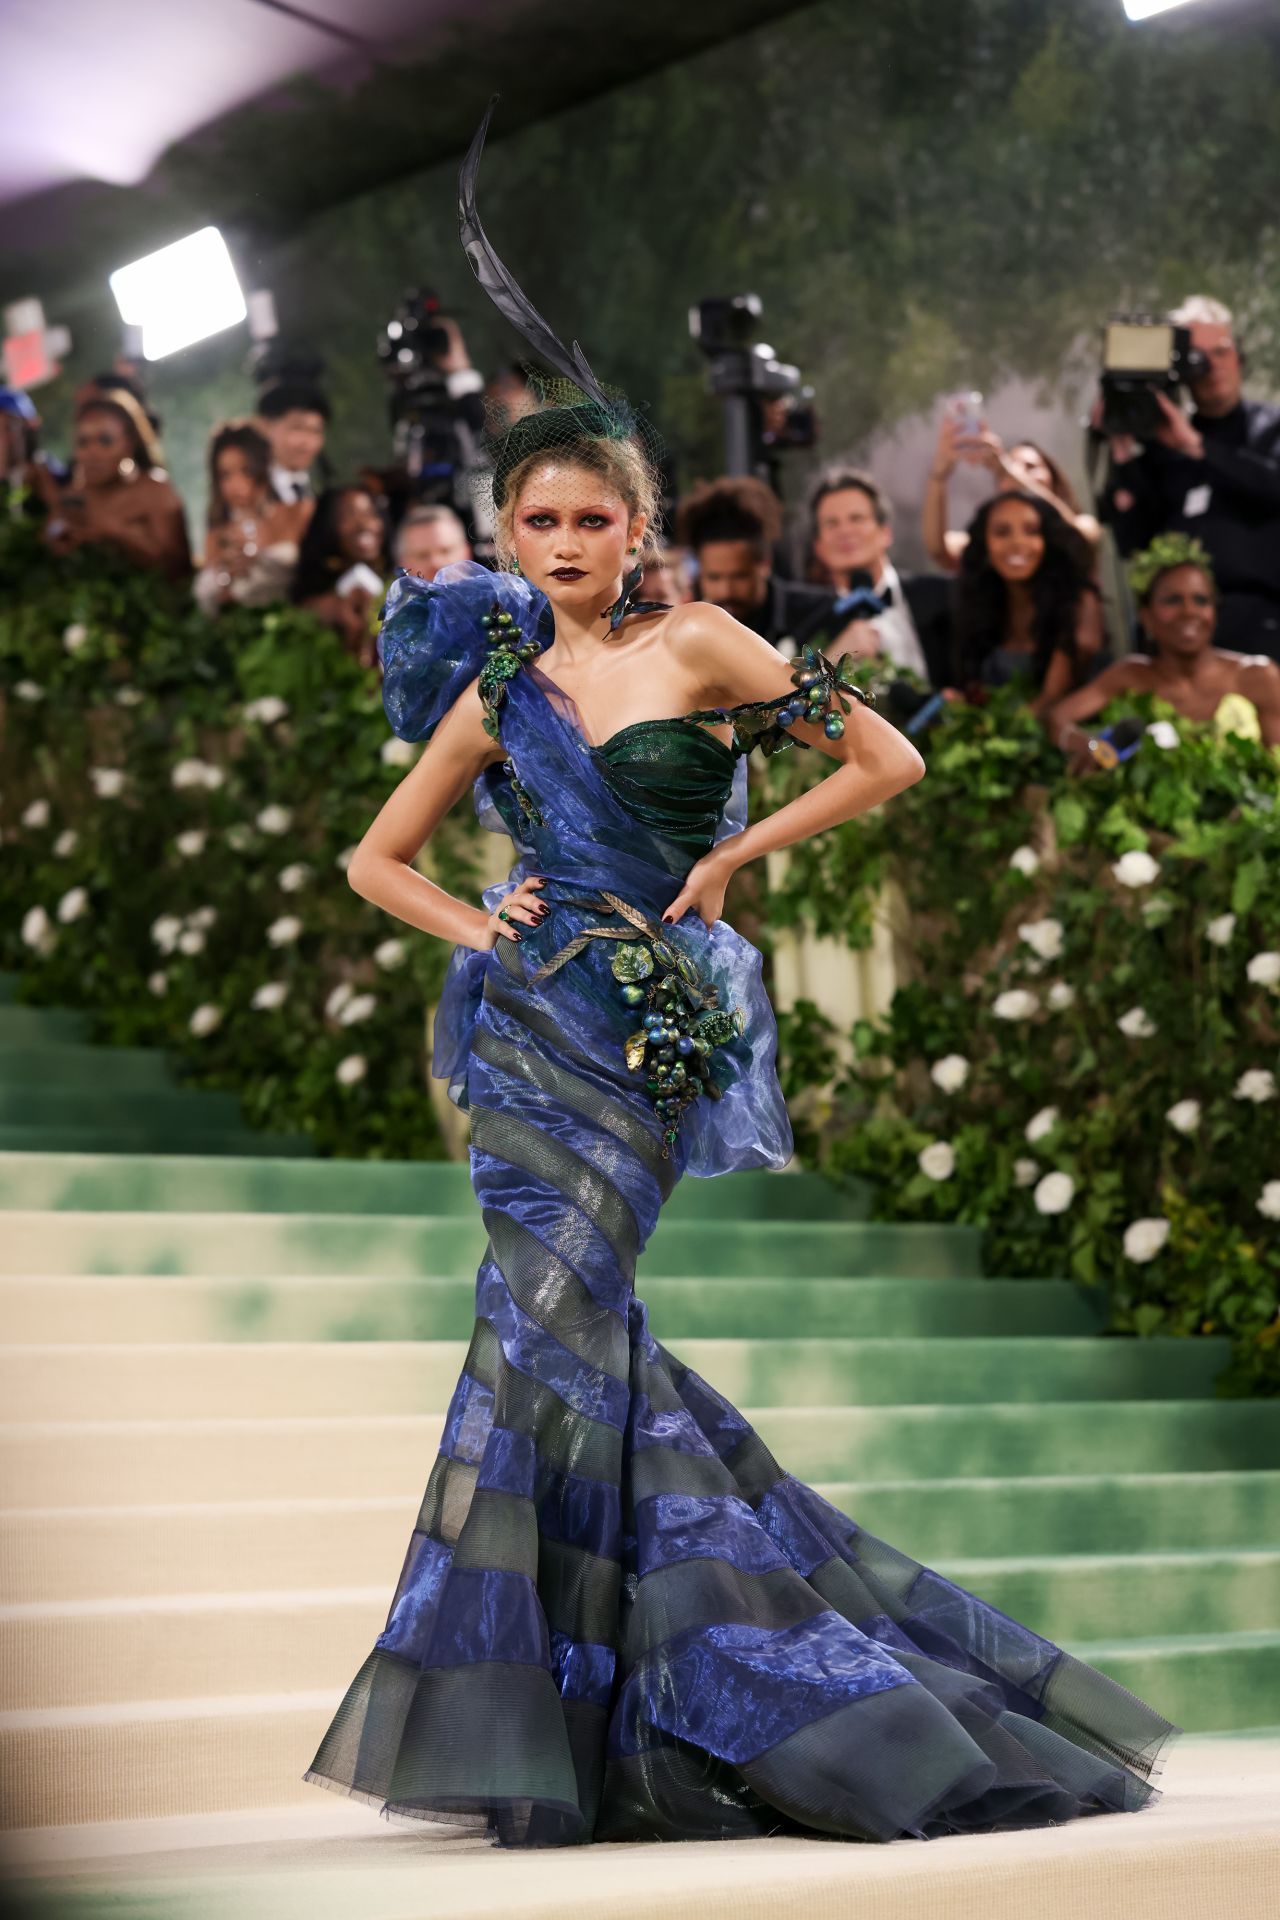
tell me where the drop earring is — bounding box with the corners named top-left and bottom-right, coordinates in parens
top-left (511, 558), bottom-right (521, 575)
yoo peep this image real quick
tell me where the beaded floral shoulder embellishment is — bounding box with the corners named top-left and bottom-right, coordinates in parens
top-left (687, 643), bottom-right (875, 757)
top-left (477, 601), bottom-right (544, 829)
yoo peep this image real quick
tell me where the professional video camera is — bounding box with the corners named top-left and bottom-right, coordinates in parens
top-left (374, 288), bottom-right (493, 546)
top-left (1098, 316), bottom-right (1209, 440)
top-left (690, 294), bottom-right (817, 486)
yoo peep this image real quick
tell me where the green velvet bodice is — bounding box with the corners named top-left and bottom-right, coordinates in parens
top-left (594, 718), bottom-right (738, 859)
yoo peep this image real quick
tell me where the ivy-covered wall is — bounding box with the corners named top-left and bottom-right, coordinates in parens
top-left (34, 0), bottom-right (1280, 528)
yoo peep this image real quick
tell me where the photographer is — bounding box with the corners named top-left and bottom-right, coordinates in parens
top-left (1098, 296), bottom-right (1280, 659)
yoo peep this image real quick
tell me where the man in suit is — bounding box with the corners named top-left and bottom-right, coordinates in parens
top-left (805, 465), bottom-right (955, 687)
top-left (675, 473), bottom-right (839, 654)
top-left (256, 381), bottom-right (330, 506)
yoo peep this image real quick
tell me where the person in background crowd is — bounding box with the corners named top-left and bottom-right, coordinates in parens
top-left (924, 414), bottom-right (1100, 571)
top-left (292, 484), bottom-right (388, 667)
top-left (675, 474), bottom-right (836, 652)
top-left (1, 386), bottom-right (49, 516)
top-left (1097, 295), bottom-right (1280, 660)
top-left (257, 381), bottom-right (330, 505)
top-left (954, 489), bottom-right (1102, 715)
top-left (641, 545), bottom-right (693, 606)
top-left (393, 503), bottom-right (472, 581)
top-left (1050, 534), bottom-right (1280, 762)
top-left (194, 421), bottom-right (313, 615)
top-left (805, 465), bottom-right (953, 684)
top-left (37, 388), bottom-right (190, 580)
top-left (483, 361), bottom-right (536, 432)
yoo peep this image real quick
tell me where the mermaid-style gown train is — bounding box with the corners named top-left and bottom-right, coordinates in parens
top-left (305, 564), bottom-right (1179, 1847)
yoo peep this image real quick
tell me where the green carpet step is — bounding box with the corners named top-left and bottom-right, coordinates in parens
top-left (0, 974), bottom-right (20, 1002)
top-left (0, 1153), bottom-right (867, 1223)
top-left (0, 1007), bottom-right (90, 1047)
top-left (1067, 1629), bottom-right (1280, 1733)
top-left (0, 1337), bottom-right (1233, 1425)
top-left (0, 1128), bottom-right (316, 1158)
top-left (0, 1588), bottom-right (385, 1712)
top-left (0, 1210), bottom-right (985, 1280)
top-left (821, 1471), bottom-right (1280, 1559)
top-left (0, 1087), bottom-right (250, 1129)
top-left (0, 1045), bottom-right (181, 1093)
top-left (0, 1496), bottom-right (415, 1604)
top-left (940, 1548), bottom-right (1280, 1643)
top-left (5, 1401), bottom-right (1276, 1509)
top-left (0, 1273), bottom-right (1101, 1345)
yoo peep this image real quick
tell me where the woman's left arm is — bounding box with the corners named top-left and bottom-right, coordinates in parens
top-left (662, 605), bottom-right (925, 926)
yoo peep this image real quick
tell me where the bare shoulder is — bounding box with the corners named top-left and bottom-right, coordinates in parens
top-left (660, 599), bottom-right (794, 706)
top-left (1096, 653), bottom-right (1155, 692)
top-left (1233, 652), bottom-right (1280, 701)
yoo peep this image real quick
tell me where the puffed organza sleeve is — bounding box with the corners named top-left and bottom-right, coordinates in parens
top-left (378, 559), bottom-right (551, 742)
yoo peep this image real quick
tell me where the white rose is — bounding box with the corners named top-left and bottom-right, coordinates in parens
top-left (1257, 1181), bottom-right (1280, 1222)
top-left (918, 1141), bottom-right (955, 1181)
top-left (374, 937), bottom-right (407, 971)
top-left (1018, 918), bottom-right (1064, 961)
top-left (175, 829), bottom-right (207, 858)
top-left (1034, 1171), bottom-right (1075, 1216)
top-left (251, 980), bottom-right (290, 1010)
top-left (1112, 849), bottom-right (1160, 889)
top-left (1234, 1069), bottom-right (1277, 1105)
top-left (226, 824), bottom-right (253, 851)
top-left (1124, 1217), bottom-right (1170, 1264)
top-left (256, 804), bottom-right (292, 835)
top-left (188, 906), bottom-right (217, 930)
top-left (1025, 1106), bottom-right (1058, 1143)
top-left (114, 686), bottom-right (143, 708)
top-left (278, 862), bottom-right (311, 892)
top-left (243, 695), bottom-right (288, 724)
top-left (56, 886), bottom-right (89, 924)
top-left (171, 758), bottom-right (209, 790)
top-left (325, 982), bottom-right (354, 1019)
top-left (62, 622), bottom-right (88, 653)
top-left (929, 1054), bottom-right (969, 1094)
top-left (201, 764), bottom-right (225, 791)
top-left (90, 768), bottom-right (125, 797)
top-left (993, 989), bottom-right (1039, 1020)
top-left (177, 928), bottom-right (206, 955)
top-left (335, 845), bottom-right (358, 873)
top-left (266, 915), bottom-right (303, 947)
top-left (188, 1003), bottom-right (223, 1037)
top-left (1014, 1158), bottom-right (1039, 1188)
top-left (1145, 720), bottom-right (1180, 750)
top-left (1166, 1099), bottom-right (1201, 1135)
top-left (53, 828), bottom-right (79, 857)
top-left (1047, 981), bottom-right (1075, 1011)
top-left (1008, 845), bottom-right (1040, 877)
top-left (1118, 1006), bottom-right (1157, 1038)
top-left (151, 913), bottom-right (183, 952)
top-left (147, 970), bottom-right (168, 996)
top-left (338, 991), bottom-right (378, 1026)
top-left (1245, 952), bottom-right (1280, 989)
top-left (21, 798), bottom-right (50, 828)
top-left (14, 679), bottom-right (45, 702)
top-left (381, 736), bottom-right (418, 767)
top-left (1206, 913), bottom-right (1237, 948)
top-left (21, 905), bottom-right (56, 952)
top-left (336, 1052), bottom-right (368, 1086)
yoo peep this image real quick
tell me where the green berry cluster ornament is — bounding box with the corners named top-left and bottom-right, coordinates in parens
top-left (477, 601), bottom-right (544, 827)
top-left (685, 642), bottom-right (874, 759)
top-left (612, 932), bottom-right (742, 1156)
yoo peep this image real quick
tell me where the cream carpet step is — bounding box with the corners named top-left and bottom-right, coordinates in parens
top-left (7, 1742), bottom-right (1280, 1920)
top-left (0, 1336), bottom-right (1231, 1423)
top-left (1, 1589), bottom-right (386, 1710)
top-left (0, 1689), bottom-right (338, 1828)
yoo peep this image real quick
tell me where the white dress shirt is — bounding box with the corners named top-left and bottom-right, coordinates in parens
top-left (270, 464), bottom-right (312, 505)
top-left (871, 559), bottom-right (929, 679)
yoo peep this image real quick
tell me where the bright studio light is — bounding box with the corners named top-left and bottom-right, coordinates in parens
top-left (108, 228), bottom-right (246, 361)
top-left (1123, 0), bottom-right (1207, 19)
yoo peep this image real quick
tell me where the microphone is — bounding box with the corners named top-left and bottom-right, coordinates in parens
top-left (884, 679), bottom-right (947, 737)
top-left (832, 569), bottom-right (890, 622)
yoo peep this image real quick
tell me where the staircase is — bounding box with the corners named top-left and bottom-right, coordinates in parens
top-left (1, 984), bottom-right (1278, 1856)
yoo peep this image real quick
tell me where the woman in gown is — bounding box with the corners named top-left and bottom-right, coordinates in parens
top-left (304, 108), bottom-right (1180, 1849)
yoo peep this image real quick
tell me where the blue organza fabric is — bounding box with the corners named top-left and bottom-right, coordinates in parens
top-left (305, 562), bottom-right (1179, 1847)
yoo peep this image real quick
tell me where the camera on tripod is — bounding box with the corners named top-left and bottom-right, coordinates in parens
top-left (689, 294), bottom-right (816, 483)
top-left (1098, 316), bottom-right (1209, 440)
top-left (374, 288), bottom-right (493, 547)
